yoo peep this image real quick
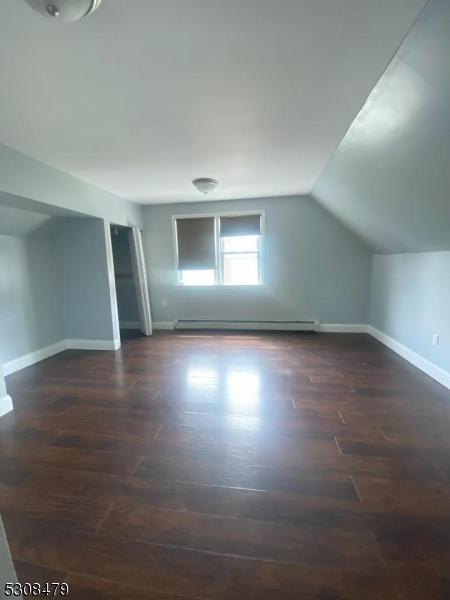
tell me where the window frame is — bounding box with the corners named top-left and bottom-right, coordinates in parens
top-left (172, 210), bottom-right (265, 287)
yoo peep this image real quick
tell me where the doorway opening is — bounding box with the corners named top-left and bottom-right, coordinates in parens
top-left (111, 225), bottom-right (141, 338)
top-left (110, 225), bottom-right (153, 339)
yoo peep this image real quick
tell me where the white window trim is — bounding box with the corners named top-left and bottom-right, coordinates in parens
top-left (172, 210), bottom-right (265, 287)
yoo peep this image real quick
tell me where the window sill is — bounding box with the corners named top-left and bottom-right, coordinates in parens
top-left (176, 283), bottom-right (265, 288)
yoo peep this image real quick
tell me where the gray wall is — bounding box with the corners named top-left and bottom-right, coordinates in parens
top-left (111, 228), bottom-right (139, 324)
top-left (143, 196), bottom-right (372, 324)
top-left (370, 252), bottom-right (450, 373)
top-left (57, 218), bottom-right (117, 343)
top-left (0, 210), bottom-right (120, 414)
top-left (0, 216), bottom-right (118, 367)
top-left (0, 230), bottom-right (63, 364)
top-left (0, 517), bottom-right (18, 596)
top-left (0, 364), bottom-right (7, 398)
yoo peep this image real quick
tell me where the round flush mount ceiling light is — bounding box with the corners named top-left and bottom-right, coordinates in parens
top-left (23, 0), bottom-right (103, 22)
top-left (192, 178), bottom-right (219, 195)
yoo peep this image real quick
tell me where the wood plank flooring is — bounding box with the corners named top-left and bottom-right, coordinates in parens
top-left (1, 331), bottom-right (449, 599)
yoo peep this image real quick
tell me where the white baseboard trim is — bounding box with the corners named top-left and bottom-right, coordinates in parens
top-left (65, 339), bottom-right (120, 351)
top-left (2, 338), bottom-right (120, 376)
top-left (0, 394), bottom-right (13, 418)
top-left (320, 324), bottom-right (368, 333)
top-left (2, 340), bottom-right (67, 376)
top-left (368, 326), bottom-right (450, 390)
top-left (119, 321), bottom-right (140, 330)
top-left (3, 326), bottom-right (447, 391)
top-left (153, 321), bottom-right (175, 330)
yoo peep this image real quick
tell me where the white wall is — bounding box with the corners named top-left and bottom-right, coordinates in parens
top-left (370, 252), bottom-right (450, 380)
top-left (143, 196), bottom-right (372, 325)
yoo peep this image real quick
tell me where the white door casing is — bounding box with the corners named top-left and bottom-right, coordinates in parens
top-left (129, 228), bottom-right (152, 336)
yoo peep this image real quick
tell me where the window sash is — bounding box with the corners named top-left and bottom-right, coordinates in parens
top-left (221, 252), bottom-right (260, 286)
top-left (175, 217), bottom-right (215, 270)
top-left (175, 213), bottom-right (263, 286)
top-left (220, 235), bottom-right (262, 285)
top-left (219, 214), bottom-right (261, 237)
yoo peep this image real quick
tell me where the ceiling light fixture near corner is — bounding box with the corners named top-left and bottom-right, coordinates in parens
top-left (192, 178), bottom-right (219, 195)
top-left (23, 0), bottom-right (103, 22)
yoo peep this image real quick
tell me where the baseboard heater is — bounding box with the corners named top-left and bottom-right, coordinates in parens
top-left (174, 320), bottom-right (319, 332)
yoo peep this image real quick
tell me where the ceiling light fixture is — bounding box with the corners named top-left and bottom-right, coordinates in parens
top-left (192, 178), bottom-right (219, 195)
top-left (23, 0), bottom-right (103, 22)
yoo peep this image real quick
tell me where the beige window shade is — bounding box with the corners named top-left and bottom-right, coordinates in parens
top-left (220, 214), bottom-right (261, 237)
top-left (176, 217), bottom-right (215, 270)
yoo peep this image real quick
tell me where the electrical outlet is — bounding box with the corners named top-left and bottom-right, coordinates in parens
top-left (162, 298), bottom-right (167, 307)
top-left (432, 334), bottom-right (439, 347)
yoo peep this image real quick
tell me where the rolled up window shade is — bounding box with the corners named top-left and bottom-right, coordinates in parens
top-left (176, 217), bottom-right (215, 270)
top-left (220, 214), bottom-right (261, 237)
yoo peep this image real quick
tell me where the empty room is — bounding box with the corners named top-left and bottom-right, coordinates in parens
top-left (0, 0), bottom-right (449, 598)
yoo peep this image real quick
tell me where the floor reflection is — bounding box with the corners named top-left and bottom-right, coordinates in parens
top-left (186, 365), bottom-right (219, 393)
top-left (185, 358), bottom-right (264, 414)
top-left (226, 370), bottom-right (260, 408)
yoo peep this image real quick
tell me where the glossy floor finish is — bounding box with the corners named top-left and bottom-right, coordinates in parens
top-left (1, 331), bottom-right (449, 599)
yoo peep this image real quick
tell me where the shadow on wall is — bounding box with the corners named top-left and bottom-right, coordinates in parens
top-left (0, 221), bottom-right (63, 365)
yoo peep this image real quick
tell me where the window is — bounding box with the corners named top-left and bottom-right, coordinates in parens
top-left (175, 213), bottom-right (263, 286)
top-left (176, 217), bottom-right (216, 286)
top-left (221, 235), bottom-right (260, 285)
top-left (180, 269), bottom-right (215, 286)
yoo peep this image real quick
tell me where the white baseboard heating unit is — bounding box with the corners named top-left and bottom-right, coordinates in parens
top-left (174, 320), bottom-right (319, 332)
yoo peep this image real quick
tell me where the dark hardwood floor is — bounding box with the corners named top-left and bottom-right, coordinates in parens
top-left (1, 331), bottom-right (449, 599)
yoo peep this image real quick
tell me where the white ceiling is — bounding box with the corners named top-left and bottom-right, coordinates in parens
top-left (0, 0), bottom-right (426, 204)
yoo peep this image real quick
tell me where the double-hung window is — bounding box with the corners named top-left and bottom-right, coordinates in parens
top-left (219, 215), bottom-right (261, 285)
top-left (175, 213), bottom-right (263, 286)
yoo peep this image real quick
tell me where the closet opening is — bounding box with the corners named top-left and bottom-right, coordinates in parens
top-left (110, 225), bottom-right (152, 339)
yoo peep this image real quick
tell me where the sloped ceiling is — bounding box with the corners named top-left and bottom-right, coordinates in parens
top-left (0, 0), bottom-right (425, 204)
top-left (312, 0), bottom-right (450, 254)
